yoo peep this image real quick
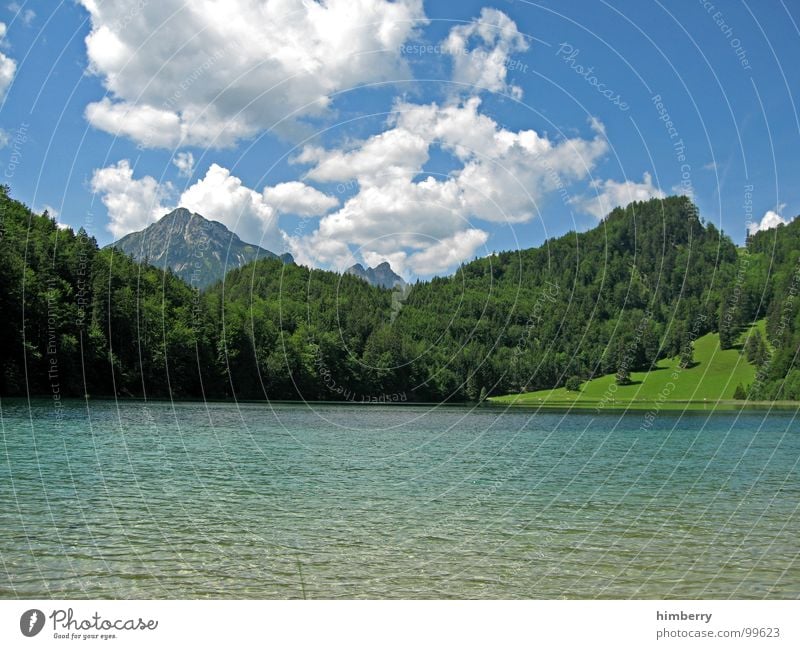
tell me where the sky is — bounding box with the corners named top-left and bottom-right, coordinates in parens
top-left (1, 0), bottom-right (799, 279)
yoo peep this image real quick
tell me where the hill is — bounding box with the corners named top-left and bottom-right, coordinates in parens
top-left (490, 323), bottom-right (765, 410)
top-left (388, 195), bottom-right (742, 400)
top-left (109, 208), bottom-right (291, 287)
top-left (2, 183), bottom-right (799, 404)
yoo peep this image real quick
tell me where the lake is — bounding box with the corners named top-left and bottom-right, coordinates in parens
top-left (1, 399), bottom-right (798, 598)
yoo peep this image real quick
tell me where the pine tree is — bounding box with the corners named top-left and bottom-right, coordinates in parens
top-left (679, 339), bottom-right (695, 369)
top-left (719, 309), bottom-right (735, 350)
top-left (745, 330), bottom-right (768, 366)
top-left (465, 374), bottom-right (480, 401)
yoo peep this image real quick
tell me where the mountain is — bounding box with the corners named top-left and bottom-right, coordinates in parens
top-left (108, 208), bottom-right (292, 287)
top-left (4, 182), bottom-right (798, 403)
top-left (346, 261), bottom-right (405, 289)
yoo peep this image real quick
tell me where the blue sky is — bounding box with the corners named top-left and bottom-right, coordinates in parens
top-left (1, 0), bottom-right (799, 277)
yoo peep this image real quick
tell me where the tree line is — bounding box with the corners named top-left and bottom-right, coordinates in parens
top-left (1, 185), bottom-right (797, 402)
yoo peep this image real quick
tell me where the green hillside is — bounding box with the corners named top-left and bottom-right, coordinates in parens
top-left (490, 322), bottom-right (767, 410)
top-left (3, 181), bottom-right (800, 405)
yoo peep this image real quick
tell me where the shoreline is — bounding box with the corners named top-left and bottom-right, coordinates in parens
top-left (488, 397), bottom-right (800, 412)
top-left (3, 395), bottom-right (800, 414)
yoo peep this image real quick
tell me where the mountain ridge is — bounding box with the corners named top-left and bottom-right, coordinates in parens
top-left (109, 208), bottom-right (292, 287)
top-left (345, 261), bottom-right (405, 289)
top-left (3, 184), bottom-right (798, 404)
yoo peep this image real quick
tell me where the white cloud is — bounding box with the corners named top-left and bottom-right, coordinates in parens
top-left (261, 181), bottom-right (338, 217)
top-left (92, 91), bottom-right (608, 273)
top-left (7, 4), bottom-right (35, 26)
top-left (41, 203), bottom-right (59, 219)
top-left (90, 160), bottom-right (173, 239)
top-left (172, 151), bottom-right (195, 178)
top-left (178, 164), bottom-right (280, 249)
top-left (0, 22), bottom-right (16, 101)
top-left (406, 229), bottom-right (488, 275)
top-left (749, 204), bottom-right (791, 234)
top-left (298, 127), bottom-right (429, 185)
top-left (0, 127), bottom-right (9, 148)
top-left (37, 203), bottom-right (72, 231)
top-left (292, 98), bottom-right (608, 274)
top-left (341, 228), bottom-right (490, 278)
top-left (572, 172), bottom-right (665, 219)
top-left (92, 160), bottom-right (337, 251)
top-left (443, 8), bottom-right (529, 98)
top-left (79, 0), bottom-right (427, 148)
top-left (85, 98), bottom-right (183, 148)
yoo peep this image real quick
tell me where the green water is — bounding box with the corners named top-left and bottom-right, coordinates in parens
top-left (1, 399), bottom-right (798, 598)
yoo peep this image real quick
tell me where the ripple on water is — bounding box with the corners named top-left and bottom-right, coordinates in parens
top-left (0, 399), bottom-right (798, 598)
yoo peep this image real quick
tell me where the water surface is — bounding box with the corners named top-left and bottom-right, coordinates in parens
top-left (1, 399), bottom-right (798, 598)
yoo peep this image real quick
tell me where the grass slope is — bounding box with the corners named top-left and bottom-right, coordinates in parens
top-left (491, 322), bottom-right (767, 411)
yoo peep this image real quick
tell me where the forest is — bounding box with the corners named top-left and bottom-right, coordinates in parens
top-left (1, 184), bottom-right (798, 402)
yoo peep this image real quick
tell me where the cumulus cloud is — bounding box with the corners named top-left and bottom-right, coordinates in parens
top-left (92, 160), bottom-right (337, 250)
top-left (179, 164), bottom-right (280, 249)
top-left (572, 171), bottom-right (665, 219)
top-left (93, 97), bottom-right (610, 274)
top-left (261, 181), bottom-right (338, 217)
top-left (91, 160), bottom-right (173, 239)
top-left (442, 8), bottom-right (529, 98)
top-left (39, 204), bottom-right (71, 230)
top-left (292, 97), bottom-right (608, 274)
top-left (41, 203), bottom-right (59, 218)
top-left (749, 204), bottom-right (791, 234)
top-left (0, 22), bottom-right (16, 101)
top-left (406, 229), bottom-right (489, 275)
top-left (86, 98), bottom-right (185, 148)
top-left (172, 151), bottom-right (195, 178)
top-left (7, 4), bottom-right (35, 27)
top-left (79, 0), bottom-right (427, 148)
